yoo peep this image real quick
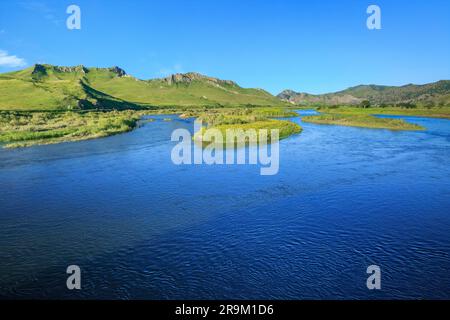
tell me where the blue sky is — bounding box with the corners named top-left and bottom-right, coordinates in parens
top-left (0, 0), bottom-right (449, 94)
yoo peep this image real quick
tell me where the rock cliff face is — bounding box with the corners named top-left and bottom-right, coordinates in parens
top-left (32, 64), bottom-right (89, 75)
top-left (31, 64), bottom-right (48, 77)
top-left (163, 72), bottom-right (237, 87)
top-left (109, 66), bottom-right (126, 77)
top-left (31, 64), bottom-right (127, 78)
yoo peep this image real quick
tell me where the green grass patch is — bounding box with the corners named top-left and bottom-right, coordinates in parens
top-left (302, 113), bottom-right (425, 131)
top-left (213, 120), bottom-right (302, 140)
top-left (182, 107), bottom-right (298, 125)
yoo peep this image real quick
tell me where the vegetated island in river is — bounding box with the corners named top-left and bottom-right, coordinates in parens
top-left (186, 107), bottom-right (302, 145)
top-left (315, 105), bottom-right (450, 119)
top-left (302, 113), bottom-right (425, 131)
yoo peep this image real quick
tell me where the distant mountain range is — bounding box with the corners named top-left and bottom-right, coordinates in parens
top-left (0, 64), bottom-right (284, 110)
top-left (278, 81), bottom-right (450, 107)
top-left (0, 64), bottom-right (449, 111)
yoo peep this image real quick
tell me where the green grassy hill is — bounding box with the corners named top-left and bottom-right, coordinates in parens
top-left (89, 71), bottom-right (284, 108)
top-left (0, 64), bottom-right (285, 111)
top-left (278, 81), bottom-right (450, 107)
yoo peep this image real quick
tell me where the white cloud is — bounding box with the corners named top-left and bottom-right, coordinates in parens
top-left (0, 50), bottom-right (27, 68)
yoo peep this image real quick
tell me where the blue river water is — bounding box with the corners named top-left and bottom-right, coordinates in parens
top-left (0, 111), bottom-right (449, 299)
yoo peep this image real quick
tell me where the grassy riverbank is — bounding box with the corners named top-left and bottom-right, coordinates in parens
top-left (0, 110), bottom-right (148, 148)
top-left (0, 107), bottom-right (301, 149)
top-left (302, 113), bottom-right (425, 131)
